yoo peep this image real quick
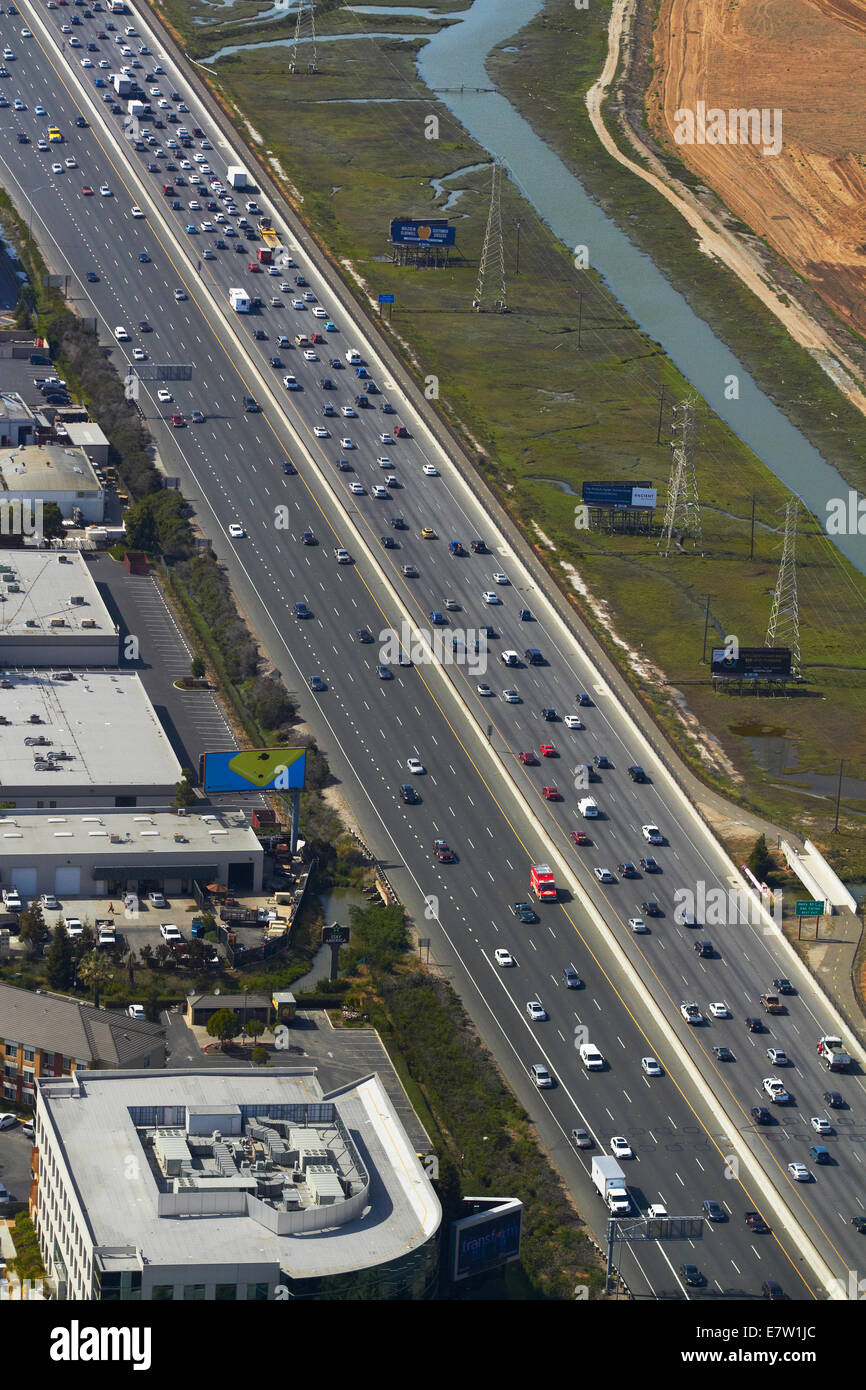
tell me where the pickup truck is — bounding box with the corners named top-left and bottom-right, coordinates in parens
top-left (817, 1035), bottom-right (851, 1071)
top-left (760, 992), bottom-right (783, 1013)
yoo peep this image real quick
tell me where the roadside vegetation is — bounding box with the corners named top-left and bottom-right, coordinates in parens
top-left (139, 3), bottom-right (866, 873)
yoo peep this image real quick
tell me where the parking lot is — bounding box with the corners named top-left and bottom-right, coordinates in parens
top-left (0, 1123), bottom-right (34, 1206)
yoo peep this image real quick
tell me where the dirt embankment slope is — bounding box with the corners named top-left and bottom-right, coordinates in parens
top-left (646, 0), bottom-right (866, 340)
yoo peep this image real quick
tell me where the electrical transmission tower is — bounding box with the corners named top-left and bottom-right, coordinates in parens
top-left (766, 497), bottom-right (801, 675)
top-left (472, 162), bottom-right (508, 313)
top-left (658, 395), bottom-right (703, 556)
top-left (290, 0), bottom-right (318, 74)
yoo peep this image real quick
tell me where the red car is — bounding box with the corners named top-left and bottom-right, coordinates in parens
top-left (394, 424), bottom-right (409, 438)
top-left (542, 785), bottom-right (559, 800)
top-left (433, 839), bottom-right (455, 863)
top-left (519, 751), bottom-right (537, 766)
top-left (539, 742), bottom-right (557, 757)
top-left (81, 185), bottom-right (93, 195)
top-left (570, 830), bottom-right (591, 846)
top-left (248, 262), bottom-right (262, 272)
top-left (171, 413), bottom-right (185, 427)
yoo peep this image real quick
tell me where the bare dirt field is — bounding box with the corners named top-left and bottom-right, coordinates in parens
top-left (646, 0), bottom-right (866, 339)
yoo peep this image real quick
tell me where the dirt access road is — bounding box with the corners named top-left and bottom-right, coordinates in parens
top-left (643, 0), bottom-right (866, 361)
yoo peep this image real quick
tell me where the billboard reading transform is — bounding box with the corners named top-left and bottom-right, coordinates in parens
top-left (711, 647), bottom-right (792, 680)
top-left (200, 747), bottom-right (307, 793)
top-left (389, 219), bottom-right (456, 247)
top-left (451, 1198), bottom-right (523, 1281)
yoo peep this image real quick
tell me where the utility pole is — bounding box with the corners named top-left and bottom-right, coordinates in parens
top-left (659, 395), bottom-right (703, 557)
top-left (655, 385), bottom-right (665, 446)
top-left (701, 594), bottom-right (711, 664)
top-left (832, 760), bottom-right (843, 833)
top-left (515, 219), bottom-right (521, 276)
top-left (766, 497), bottom-right (801, 676)
top-left (473, 161), bottom-right (508, 313)
top-left (749, 493), bottom-right (756, 561)
top-left (577, 292), bottom-right (583, 349)
top-left (290, 0), bottom-right (318, 73)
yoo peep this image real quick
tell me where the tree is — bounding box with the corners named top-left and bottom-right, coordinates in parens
top-left (191, 656), bottom-right (205, 680)
top-left (245, 1018), bottom-right (265, 1043)
top-left (77, 950), bottom-right (113, 1008)
top-left (38, 502), bottom-right (65, 541)
top-left (206, 1009), bottom-right (241, 1050)
top-left (251, 1046), bottom-right (269, 1067)
top-left (143, 981), bottom-right (162, 1023)
top-left (172, 771), bottom-right (196, 808)
top-left (748, 833), bottom-right (774, 881)
top-left (45, 922), bottom-right (74, 991)
top-left (17, 903), bottom-right (46, 961)
top-left (123, 497), bottom-right (160, 553)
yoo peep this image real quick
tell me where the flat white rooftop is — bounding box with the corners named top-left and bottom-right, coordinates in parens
top-left (39, 1069), bottom-right (440, 1279)
top-left (0, 550), bottom-right (115, 640)
top-left (0, 670), bottom-right (181, 793)
top-left (0, 443), bottom-right (101, 494)
top-left (0, 806), bottom-right (259, 857)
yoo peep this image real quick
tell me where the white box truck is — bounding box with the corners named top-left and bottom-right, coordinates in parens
top-left (578, 796), bottom-right (598, 818)
top-left (113, 73), bottom-right (134, 96)
top-left (127, 99), bottom-right (146, 119)
top-left (229, 288), bottom-right (250, 313)
top-left (227, 165), bottom-right (250, 190)
top-left (591, 1156), bottom-right (630, 1214)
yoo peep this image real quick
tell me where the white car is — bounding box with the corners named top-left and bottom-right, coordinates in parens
top-left (372, 485), bottom-right (388, 499)
top-left (377, 457), bottom-right (392, 468)
top-left (494, 948), bottom-right (514, 968)
top-left (114, 326), bottom-right (129, 340)
top-left (482, 591), bottom-right (500, 604)
top-left (313, 426), bottom-right (330, 438)
top-left (641, 824), bottom-right (664, 843)
top-left (228, 523), bottom-right (245, 539)
top-left (406, 757), bottom-right (425, 775)
top-left (291, 298), bottom-right (304, 309)
top-left (526, 1000), bottom-right (547, 1022)
top-left (564, 714), bottom-right (584, 729)
top-left (132, 348), bottom-right (147, 361)
top-left (280, 281), bottom-right (292, 291)
top-left (131, 205), bottom-right (144, 218)
top-left (610, 1136), bottom-right (633, 1159)
top-left (340, 437), bottom-right (355, 449)
top-left (157, 389), bottom-right (173, 403)
top-left (379, 432), bottom-right (393, 444)
top-left (200, 220), bottom-right (214, 232)
top-left (810, 1117), bottom-right (832, 1134)
top-left (149, 891), bottom-right (167, 908)
top-left (173, 288), bottom-right (187, 301)
top-left (349, 481), bottom-right (365, 495)
top-left (422, 464), bottom-right (439, 476)
top-left (40, 894), bottom-right (61, 911)
top-left (20, 27), bottom-right (31, 37)
top-left (81, 57), bottom-right (93, 67)
top-left (629, 917), bottom-right (648, 933)
top-left (341, 406), bottom-right (356, 417)
top-left (303, 349), bottom-right (318, 361)
top-left (493, 572), bottom-right (509, 584)
top-left (530, 1064), bottom-right (553, 1088)
top-left (708, 1002), bottom-right (730, 1018)
top-left (313, 306), bottom-right (328, 318)
top-left (99, 184), bottom-right (112, 196)
top-left (502, 689), bottom-right (520, 703)
top-left (334, 547), bottom-right (352, 564)
top-left (159, 923), bottom-right (182, 943)
top-left (65, 157), bottom-right (77, 168)
top-left (593, 867), bottom-right (614, 882)
top-left (0, 1114), bottom-right (17, 1131)
top-left (787, 1162), bottom-right (810, 1182)
top-left (51, 162), bottom-right (63, 174)
top-left (65, 918), bottom-right (83, 938)
top-left (641, 1056), bottom-right (662, 1076)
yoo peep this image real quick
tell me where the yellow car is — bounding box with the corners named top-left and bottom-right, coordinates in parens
top-left (48, 127), bottom-right (62, 142)
top-left (420, 527), bottom-right (436, 540)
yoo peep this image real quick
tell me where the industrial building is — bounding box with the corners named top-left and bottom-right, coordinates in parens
top-left (0, 806), bottom-right (263, 900)
top-left (0, 443), bottom-right (104, 523)
top-left (33, 1068), bottom-right (442, 1300)
top-left (0, 982), bottom-right (165, 1109)
top-left (0, 670), bottom-right (182, 807)
top-left (0, 550), bottom-right (119, 666)
top-left (54, 422), bottom-right (110, 469)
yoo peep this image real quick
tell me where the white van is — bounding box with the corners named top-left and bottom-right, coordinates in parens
top-left (579, 1042), bottom-right (604, 1070)
top-left (345, 348), bottom-right (361, 365)
top-left (577, 796), bottom-right (598, 818)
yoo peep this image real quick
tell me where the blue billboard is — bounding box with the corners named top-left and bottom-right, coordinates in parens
top-left (451, 1198), bottom-right (523, 1281)
top-left (390, 219), bottom-right (456, 247)
top-left (200, 747), bottom-right (307, 793)
top-left (582, 481), bottom-right (657, 509)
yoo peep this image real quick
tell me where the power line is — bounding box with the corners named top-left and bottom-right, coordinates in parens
top-left (766, 497), bottom-right (801, 675)
top-left (290, 0), bottom-right (318, 74)
top-left (659, 395), bottom-right (703, 557)
top-left (472, 161), bottom-right (508, 313)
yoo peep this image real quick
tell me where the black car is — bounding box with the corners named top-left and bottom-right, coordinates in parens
top-left (300, 531), bottom-right (315, 546)
top-left (695, 940), bottom-right (713, 957)
top-left (377, 665), bottom-right (393, 680)
top-left (76, 114), bottom-right (88, 127)
top-left (282, 462), bottom-right (296, 475)
top-left (511, 902), bottom-right (537, 924)
top-left (138, 320), bottom-right (152, 332)
top-left (470, 539), bottom-right (488, 553)
top-left (253, 328), bottom-right (267, 340)
top-left (773, 977), bottom-right (795, 995)
top-left (745, 1016), bottom-right (763, 1033)
top-left (617, 862), bottom-right (638, 878)
top-left (853, 1216), bottom-right (866, 1233)
top-left (400, 784), bottom-right (418, 804)
top-left (761, 1281), bottom-right (785, 1301)
top-left (381, 535), bottom-right (396, 549)
top-left (329, 357), bottom-right (342, 369)
top-left (746, 1212), bottom-right (770, 1233)
top-left (390, 515), bottom-right (407, 529)
top-left (703, 1199), bottom-right (726, 1221)
top-left (86, 271), bottom-right (99, 282)
top-left (563, 966), bottom-right (581, 989)
top-left (269, 356), bottom-right (282, 367)
top-left (712, 1046), bottom-right (734, 1062)
top-left (577, 692), bottom-right (593, 707)
top-left (294, 274), bottom-right (308, 286)
top-left (243, 396), bottom-right (260, 412)
top-left (215, 238), bottom-right (227, 249)
top-left (824, 1090), bottom-right (845, 1108)
top-left (640, 900), bottom-right (661, 917)
top-left (639, 856), bottom-right (660, 873)
top-left (309, 675), bottom-right (326, 692)
top-left (680, 1264), bottom-right (705, 1287)
top-left (338, 460), bottom-right (352, 472)
top-left (628, 764), bottom-right (647, 782)
top-left (293, 601), bottom-right (311, 618)
top-left (541, 707), bottom-right (556, 721)
top-left (750, 1106), bottom-right (772, 1124)
top-left (356, 628), bottom-right (373, 644)
top-left (320, 377), bottom-right (334, 389)
top-left (594, 753), bottom-right (611, 768)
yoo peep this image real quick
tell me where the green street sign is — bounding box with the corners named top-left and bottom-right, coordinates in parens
top-left (796, 900), bottom-right (824, 917)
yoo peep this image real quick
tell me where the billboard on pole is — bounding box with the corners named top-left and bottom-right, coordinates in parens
top-left (581, 481), bottom-right (657, 509)
top-left (450, 1197), bottom-right (523, 1281)
top-left (711, 648), bottom-right (792, 679)
top-left (200, 747), bottom-right (307, 792)
top-left (389, 219), bottom-right (455, 246)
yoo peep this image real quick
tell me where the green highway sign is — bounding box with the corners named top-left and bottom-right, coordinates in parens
top-left (796, 900), bottom-right (824, 917)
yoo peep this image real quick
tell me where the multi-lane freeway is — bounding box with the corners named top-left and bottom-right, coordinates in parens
top-left (3, 0), bottom-right (865, 1301)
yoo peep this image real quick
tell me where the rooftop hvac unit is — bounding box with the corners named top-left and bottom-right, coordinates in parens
top-left (49, 618), bottom-right (66, 628)
top-left (176, 807), bottom-right (186, 817)
top-left (5, 584), bottom-right (19, 593)
top-left (80, 619), bottom-right (97, 629)
top-left (58, 555), bottom-right (70, 564)
top-left (28, 714), bottom-right (42, 724)
top-left (24, 619), bottom-right (36, 627)
top-left (69, 595), bottom-right (85, 606)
